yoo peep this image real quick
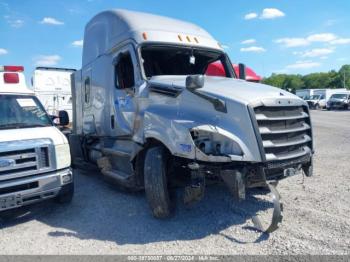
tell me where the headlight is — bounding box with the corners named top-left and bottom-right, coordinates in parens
top-left (55, 144), bottom-right (71, 169)
top-left (191, 127), bottom-right (243, 156)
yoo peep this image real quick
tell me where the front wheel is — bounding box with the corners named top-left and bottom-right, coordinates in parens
top-left (55, 182), bottom-right (74, 204)
top-left (144, 146), bottom-right (173, 218)
top-left (315, 104), bottom-right (320, 110)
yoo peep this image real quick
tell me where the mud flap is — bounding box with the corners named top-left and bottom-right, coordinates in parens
top-left (251, 183), bottom-right (283, 233)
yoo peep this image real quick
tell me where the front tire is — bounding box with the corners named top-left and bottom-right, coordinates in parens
top-left (144, 146), bottom-right (172, 218)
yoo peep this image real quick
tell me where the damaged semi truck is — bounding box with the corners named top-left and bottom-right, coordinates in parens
top-left (69, 9), bottom-right (314, 232)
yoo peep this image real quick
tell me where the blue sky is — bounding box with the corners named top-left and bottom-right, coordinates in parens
top-left (1, 0), bottom-right (350, 81)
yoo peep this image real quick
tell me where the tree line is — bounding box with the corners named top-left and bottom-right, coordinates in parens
top-left (262, 65), bottom-right (350, 92)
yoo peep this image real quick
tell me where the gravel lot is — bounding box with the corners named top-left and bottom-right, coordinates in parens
top-left (0, 110), bottom-right (349, 255)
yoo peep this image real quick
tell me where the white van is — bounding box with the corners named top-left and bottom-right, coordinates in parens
top-left (0, 65), bottom-right (74, 211)
top-left (32, 67), bottom-right (76, 124)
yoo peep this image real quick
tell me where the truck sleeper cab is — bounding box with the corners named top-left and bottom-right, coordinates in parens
top-left (70, 9), bottom-right (314, 232)
top-left (0, 66), bottom-right (74, 212)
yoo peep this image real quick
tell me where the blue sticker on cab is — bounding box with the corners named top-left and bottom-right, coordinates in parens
top-left (179, 144), bottom-right (192, 152)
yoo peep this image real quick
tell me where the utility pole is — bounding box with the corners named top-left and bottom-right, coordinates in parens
top-left (343, 71), bottom-right (346, 89)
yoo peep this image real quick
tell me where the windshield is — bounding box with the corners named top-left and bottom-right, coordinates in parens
top-left (0, 95), bottom-right (52, 130)
top-left (140, 45), bottom-right (235, 79)
top-left (331, 94), bottom-right (348, 99)
top-left (309, 95), bottom-right (321, 100)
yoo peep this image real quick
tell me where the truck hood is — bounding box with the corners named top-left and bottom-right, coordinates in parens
top-left (0, 126), bottom-right (67, 145)
top-left (149, 75), bottom-right (300, 105)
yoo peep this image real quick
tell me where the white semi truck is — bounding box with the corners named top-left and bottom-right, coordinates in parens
top-left (69, 9), bottom-right (314, 232)
top-left (0, 65), bottom-right (74, 211)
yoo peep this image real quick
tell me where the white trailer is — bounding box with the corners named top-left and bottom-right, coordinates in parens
top-left (32, 67), bottom-right (76, 123)
top-left (296, 89), bottom-right (323, 100)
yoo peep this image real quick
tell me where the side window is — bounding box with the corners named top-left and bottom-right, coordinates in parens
top-left (115, 52), bottom-right (135, 89)
top-left (84, 77), bottom-right (90, 104)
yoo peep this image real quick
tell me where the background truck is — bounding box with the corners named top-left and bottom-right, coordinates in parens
top-left (69, 9), bottom-right (314, 232)
top-left (305, 94), bottom-right (325, 110)
top-left (297, 88), bottom-right (347, 109)
top-left (296, 89), bottom-right (323, 100)
top-left (326, 91), bottom-right (350, 110)
top-left (0, 65), bottom-right (74, 211)
top-left (32, 67), bottom-right (76, 124)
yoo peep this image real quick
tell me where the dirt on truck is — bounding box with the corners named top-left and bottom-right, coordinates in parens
top-left (68, 9), bottom-right (314, 233)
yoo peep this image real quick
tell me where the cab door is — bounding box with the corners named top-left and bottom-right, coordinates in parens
top-left (112, 45), bottom-right (139, 136)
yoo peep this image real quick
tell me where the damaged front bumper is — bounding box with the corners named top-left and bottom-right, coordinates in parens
top-left (182, 154), bottom-right (312, 233)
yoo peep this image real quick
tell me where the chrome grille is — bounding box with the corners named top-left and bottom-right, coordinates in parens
top-left (37, 147), bottom-right (50, 168)
top-left (0, 145), bottom-right (51, 180)
top-left (253, 105), bottom-right (313, 162)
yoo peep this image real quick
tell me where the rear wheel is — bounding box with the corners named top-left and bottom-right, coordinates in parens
top-left (315, 104), bottom-right (320, 110)
top-left (144, 146), bottom-right (173, 218)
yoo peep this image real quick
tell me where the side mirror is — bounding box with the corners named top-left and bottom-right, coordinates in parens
top-left (186, 75), bottom-right (204, 91)
top-left (58, 110), bottom-right (69, 126)
top-left (49, 115), bottom-right (57, 121)
top-left (238, 63), bottom-right (246, 80)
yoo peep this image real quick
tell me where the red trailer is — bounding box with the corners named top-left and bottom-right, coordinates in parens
top-left (206, 62), bottom-right (262, 82)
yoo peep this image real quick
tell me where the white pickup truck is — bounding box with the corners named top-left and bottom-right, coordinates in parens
top-left (0, 65), bottom-right (74, 211)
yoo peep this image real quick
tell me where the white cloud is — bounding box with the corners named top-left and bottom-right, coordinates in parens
top-left (244, 12), bottom-right (258, 20)
top-left (10, 19), bottom-right (24, 28)
top-left (330, 38), bottom-right (350, 45)
top-left (275, 33), bottom-right (348, 48)
top-left (244, 8), bottom-right (285, 20)
top-left (325, 19), bottom-right (338, 27)
top-left (275, 38), bottom-right (310, 48)
top-left (72, 40), bottom-right (83, 47)
top-left (260, 8), bottom-right (285, 19)
top-left (40, 17), bottom-right (64, 25)
top-left (306, 33), bottom-right (337, 42)
top-left (241, 39), bottom-right (256, 45)
top-left (4, 16), bottom-right (24, 28)
top-left (240, 46), bottom-right (266, 53)
top-left (300, 48), bottom-right (334, 58)
top-left (34, 55), bottom-right (61, 66)
top-left (286, 61), bottom-right (321, 70)
top-left (0, 48), bottom-right (8, 55)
